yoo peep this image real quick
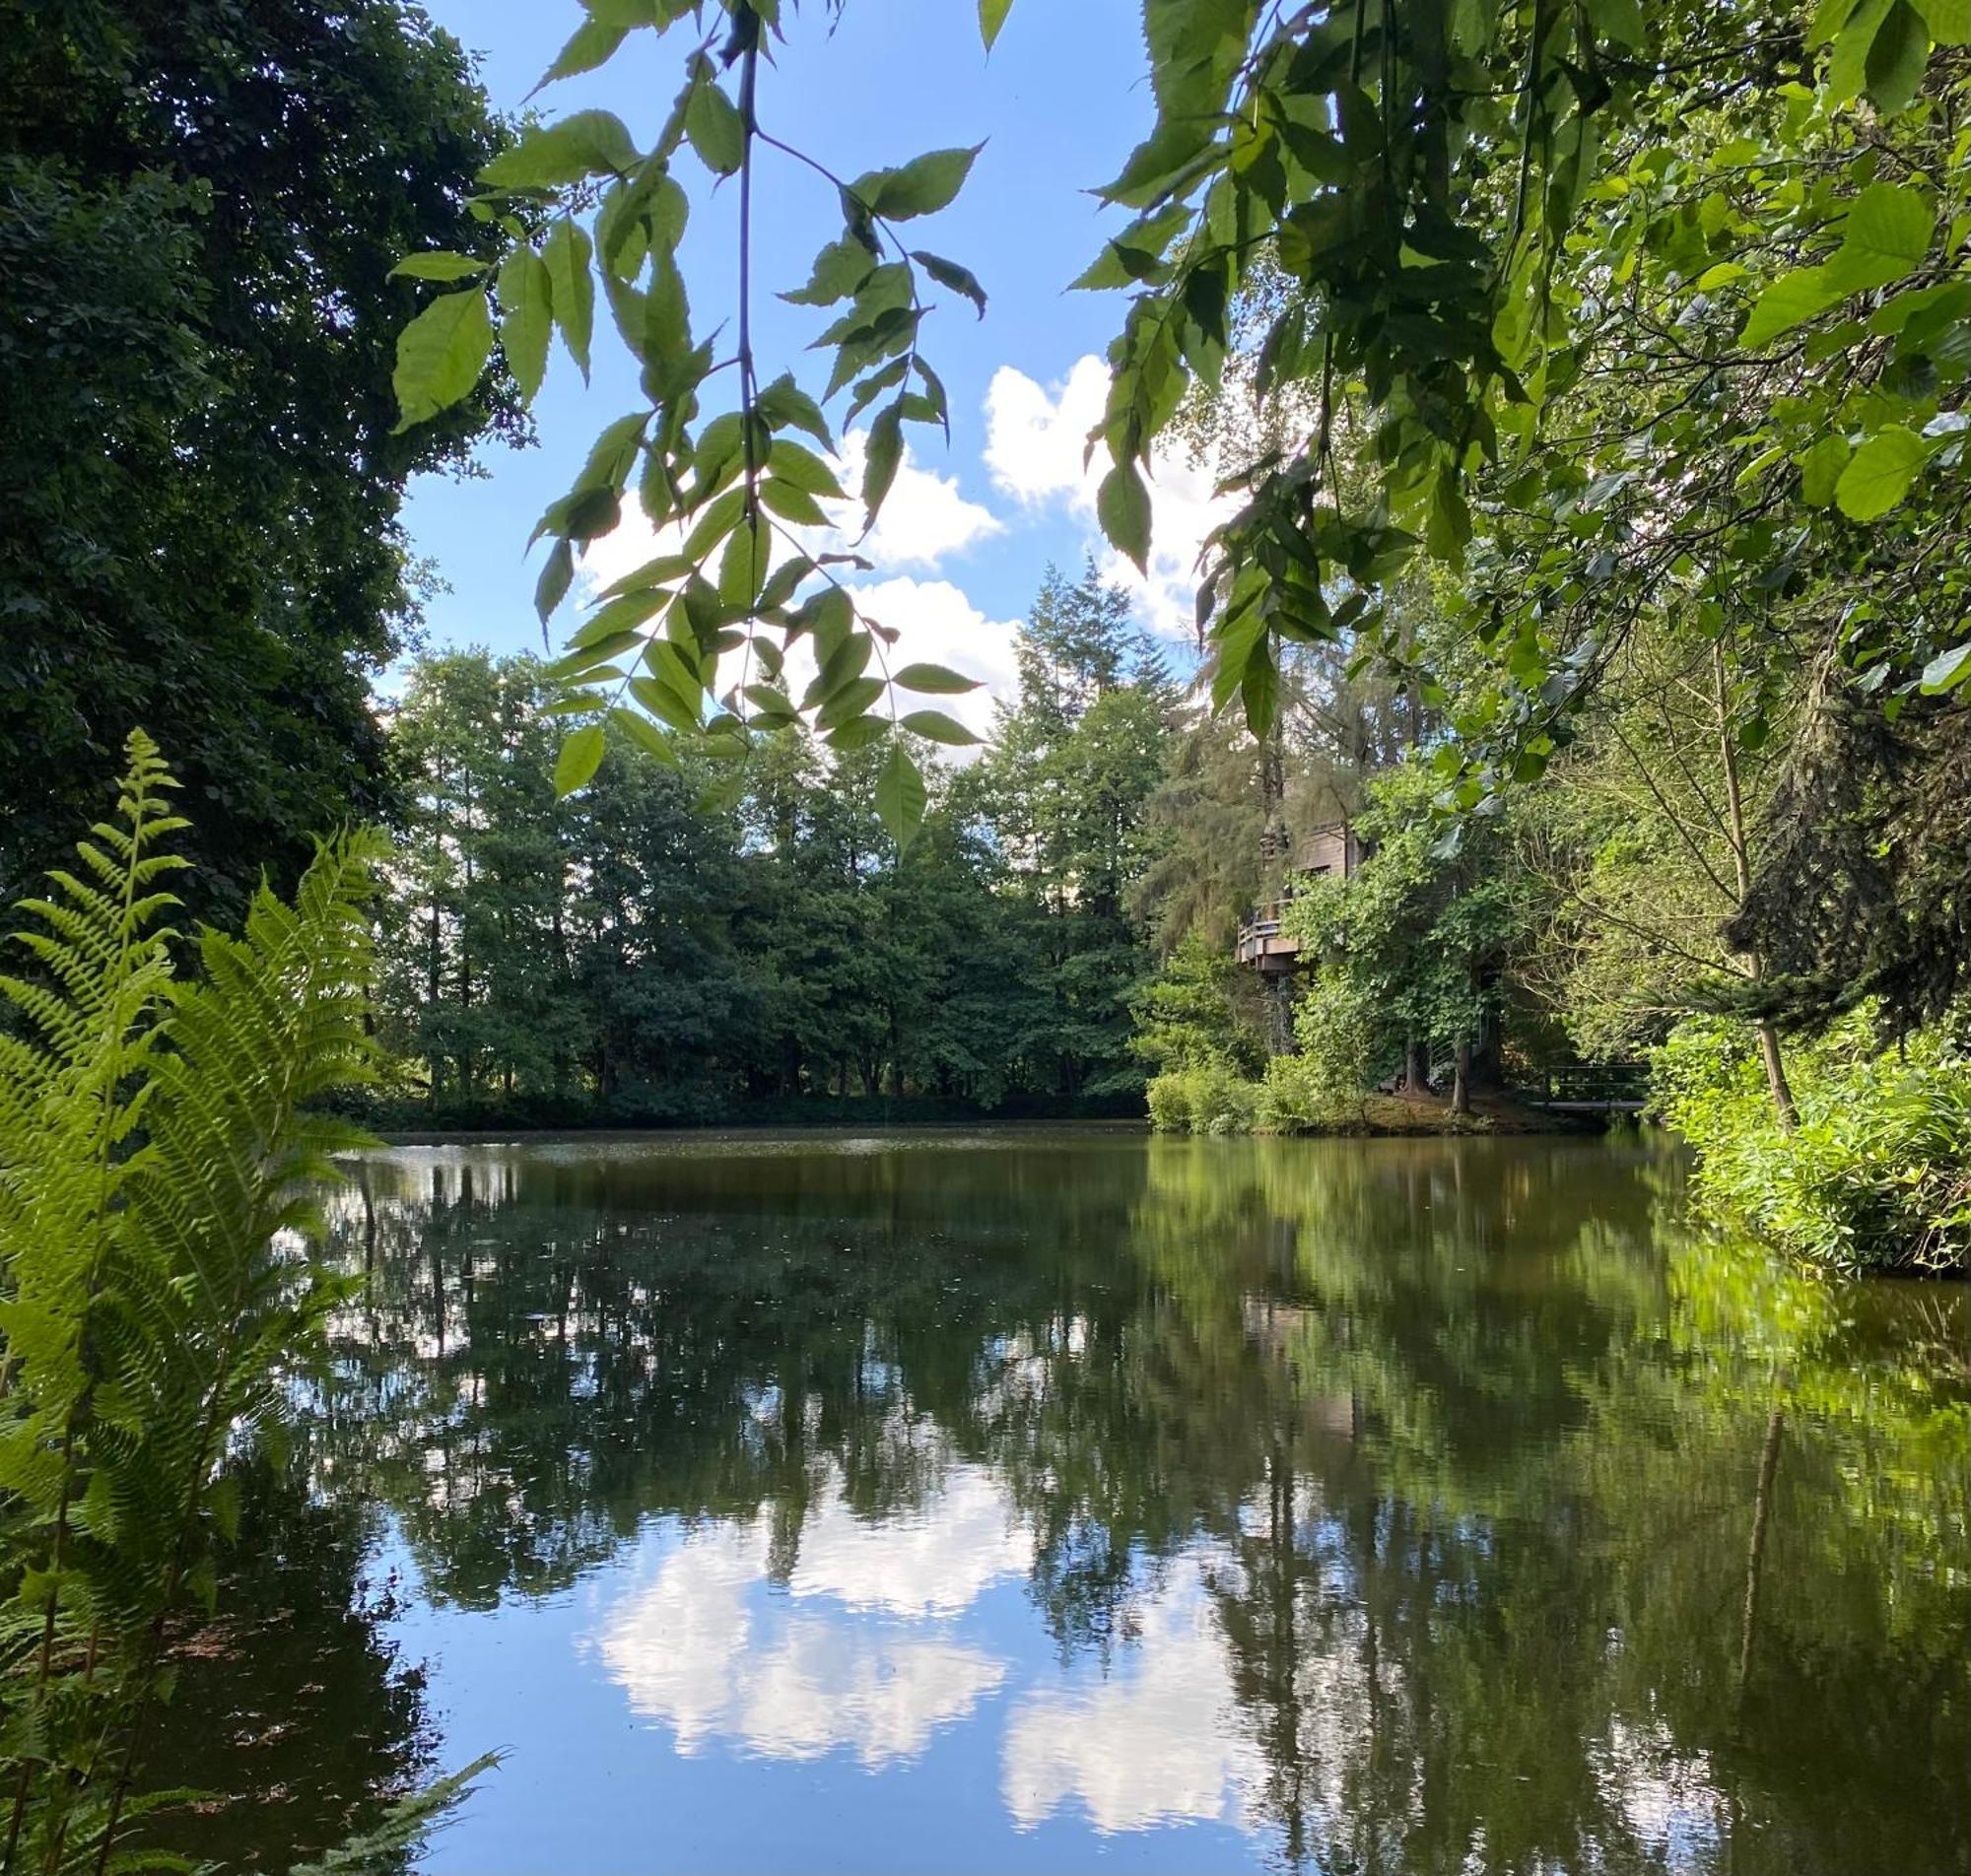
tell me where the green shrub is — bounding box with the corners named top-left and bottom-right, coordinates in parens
top-left (1257, 1054), bottom-right (1346, 1133)
top-left (1653, 1012), bottom-right (1971, 1273)
top-left (1146, 1064), bottom-right (1259, 1134)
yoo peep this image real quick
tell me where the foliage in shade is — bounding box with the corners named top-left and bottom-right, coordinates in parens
top-left (0, 0), bottom-right (519, 919)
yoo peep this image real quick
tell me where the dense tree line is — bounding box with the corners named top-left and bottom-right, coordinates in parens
top-left (372, 567), bottom-right (1177, 1121)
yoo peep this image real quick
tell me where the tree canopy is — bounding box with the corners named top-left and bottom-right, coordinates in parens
top-left (0, 0), bottom-right (519, 915)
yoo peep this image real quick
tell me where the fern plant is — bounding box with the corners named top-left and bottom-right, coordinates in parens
top-left (0, 733), bottom-right (484, 1873)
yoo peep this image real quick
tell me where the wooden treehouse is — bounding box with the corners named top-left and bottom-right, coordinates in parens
top-left (1235, 820), bottom-right (1361, 975)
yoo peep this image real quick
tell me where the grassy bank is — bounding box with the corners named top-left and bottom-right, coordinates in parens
top-left (1146, 1063), bottom-right (1593, 1138)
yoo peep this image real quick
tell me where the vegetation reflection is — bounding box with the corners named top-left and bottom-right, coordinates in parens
top-left (309, 1139), bottom-right (1966, 1873)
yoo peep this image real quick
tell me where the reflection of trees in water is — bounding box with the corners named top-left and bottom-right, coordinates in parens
top-left (311, 1137), bottom-right (1967, 1876)
top-left (140, 1462), bottom-right (434, 1871)
top-left (1129, 1140), bottom-right (1970, 1876)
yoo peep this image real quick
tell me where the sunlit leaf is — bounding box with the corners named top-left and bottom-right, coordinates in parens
top-left (900, 709), bottom-right (978, 746)
top-left (554, 725), bottom-right (607, 797)
top-left (1834, 426), bottom-right (1928, 519)
top-left (392, 291), bottom-right (494, 430)
top-left (497, 248), bottom-right (553, 402)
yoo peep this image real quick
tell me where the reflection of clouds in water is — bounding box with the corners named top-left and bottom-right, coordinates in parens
top-left (793, 1465), bottom-right (1035, 1617)
top-left (592, 1463), bottom-right (1023, 1768)
top-left (1001, 1558), bottom-right (1261, 1835)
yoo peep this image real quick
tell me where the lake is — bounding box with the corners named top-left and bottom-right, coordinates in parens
top-left (163, 1129), bottom-right (1969, 1874)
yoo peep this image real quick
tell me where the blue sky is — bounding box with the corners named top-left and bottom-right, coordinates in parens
top-left (403, 0), bottom-right (1223, 725)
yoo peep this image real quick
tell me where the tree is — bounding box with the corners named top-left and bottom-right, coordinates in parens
top-left (0, 0), bottom-right (517, 916)
top-left (977, 567), bottom-right (1174, 1098)
top-left (1288, 759), bottom-right (1533, 1111)
top-left (1516, 616), bottom-right (1804, 1122)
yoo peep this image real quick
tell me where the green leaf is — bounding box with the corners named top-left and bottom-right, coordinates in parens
top-left (862, 406), bottom-right (904, 526)
top-left (1827, 0), bottom-right (1894, 100)
top-left (893, 662), bottom-right (983, 695)
top-left (816, 675), bottom-right (885, 729)
top-left (875, 742), bottom-right (927, 846)
top-left (1739, 266), bottom-right (1842, 348)
top-left (768, 438), bottom-right (846, 499)
top-left (1587, 0), bottom-right (1647, 46)
top-left (1811, 0), bottom-right (1862, 44)
top-left (482, 110), bottom-right (639, 189)
top-left (391, 251), bottom-right (486, 283)
top-left (1919, 637), bottom-right (1971, 691)
top-left (683, 485), bottom-right (746, 561)
top-left (761, 480), bottom-right (830, 525)
top-left (550, 630), bottom-right (642, 680)
top-left (1914, 0), bottom-right (1970, 38)
top-left (980, 0), bottom-right (1014, 47)
top-left (1832, 181), bottom-right (1936, 292)
top-left (807, 631), bottom-right (873, 704)
top-left (854, 145), bottom-right (984, 221)
top-left (1799, 433), bottom-right (1851, 506)
top-left (717, 513), bottom-right (769, 610)
top-left (1240, 640), bottom-right (1278, 736)
top-left (392, 290), bottom-right (494, 430)
top-left (599, 551), bottom-right (693, 599)
top-left (686, 77), bottom-right (745, 176)
top-left (758, 373), bottom-right (835, 450)
top-left (1097, 460), bottom-right (1152, 572)
top-left (631, 671), bottom-right (702, 732)
top-left (1833, 425), bottom-right (1928, 519)
top-left (535, 539), bottom-right (575, 624)
top-left (912, 250), bottom-right (987, 317)
top-left (543, 218), bottom-right (596, 380)
top-left (782, 238), bottom-right (874, 308)
top-left (554, 724), bottom-right (607, 797)
top-left (828, 715), bottom-right (891, 751)
top-left (609, 705), bottom-right (680, 766)
top-left (792, 584), bottom-right (854, 657)
top-left (497, 248), bottom-right (554, 402)
top-left (1864, 0), bottom-right (1930, 112)
top-left (538, 18), bottom-right (629, 88)
top-left (900, 709), bottom-right (978, 746)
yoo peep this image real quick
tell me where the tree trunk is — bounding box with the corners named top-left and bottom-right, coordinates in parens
top-left (1714, 642), bottom-right (1798, 1130)
top-left (1403, 1035), bottom-right (1428, 1094)
top-left (1451, 1040), bottom-right (1472, 1115)
top-left (427, 902), bottom-right (443, 1106)
top-left (1737, 1410), bottom-right (1784, 1710)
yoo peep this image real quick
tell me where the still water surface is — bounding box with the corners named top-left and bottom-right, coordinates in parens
top-left (172, 1130), bottom-right (1968, 1873)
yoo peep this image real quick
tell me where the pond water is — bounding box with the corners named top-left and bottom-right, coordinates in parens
top-left (168, 1130), bottom-right (1969, 1874)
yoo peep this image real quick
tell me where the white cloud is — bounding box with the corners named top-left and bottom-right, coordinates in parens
top-left (829, 431), bottom-right (1003, 571)
top-left (592, 1484), bottom-right (1015, 1769)
top-left (791, 1463), bottom-right (1034, 1617)
top-left (985, 356), bottom-right (1237, 642)
top-left (844, 577), bottom-right (1022, 745)
top-left (984, 355), bottom-right (1113, 507)
top-left (1000, 1558), bottom-right (1260, 1836)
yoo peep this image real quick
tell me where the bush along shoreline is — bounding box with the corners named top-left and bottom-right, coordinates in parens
top-left (1651, 1010), bottom-right (1971, 1277)
top-left (1144, 1062), bottom-right (1586, 1139)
